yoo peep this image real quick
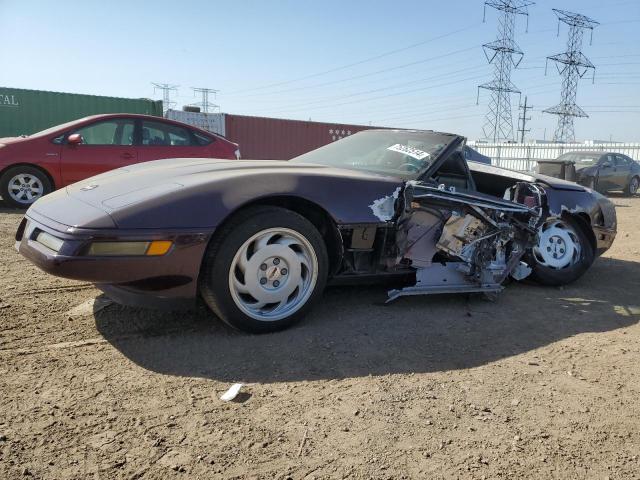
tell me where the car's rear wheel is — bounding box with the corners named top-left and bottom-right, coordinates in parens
top-left (0, 165), bottom-right (53, 208)
top-left (199, 206), bottom-right (328, 333)
top-left (625, 176), bottom-right (639, 196)
top-left (529, 216), bottom-right (594, 286)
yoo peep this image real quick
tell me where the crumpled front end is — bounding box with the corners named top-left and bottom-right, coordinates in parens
top-left (387, 181), bottom-right (545, 301)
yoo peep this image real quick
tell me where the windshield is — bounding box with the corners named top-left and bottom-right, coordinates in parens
top-left (557, 152), bottom-right (601, 168)
top-left (28, 117), bottom-right (97, 139)
top-left (291, 130), bottom-right (458, 179)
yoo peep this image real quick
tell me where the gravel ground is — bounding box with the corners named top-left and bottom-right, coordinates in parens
top-left (1, 197), bottom-right (639, 479)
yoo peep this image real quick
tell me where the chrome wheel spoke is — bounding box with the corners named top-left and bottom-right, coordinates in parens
top-left (296, 251), bottom-right (312, 271)
top-left (274, 236), bottom-right (298, 248)
top-left (236, 248), bottom-right (250, 273)
top-left (231, 276), bottom-right (251, 295)
top-left (254, 232), bottom-right (276, 251)
top-left (246, 300), bottom-right (267, 310)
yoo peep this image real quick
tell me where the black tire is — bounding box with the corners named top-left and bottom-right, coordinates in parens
top-left (0, 165), bottom-right (53, 209)
top-left (199, 206), bottom-right (329, 333)
top-left (625, 176), bottom-right (639, 196)
top-left (528, 216), bottom-right (594, 287)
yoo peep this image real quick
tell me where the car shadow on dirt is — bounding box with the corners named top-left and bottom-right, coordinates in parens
top-left (95, 256), bottom-right (640, 383)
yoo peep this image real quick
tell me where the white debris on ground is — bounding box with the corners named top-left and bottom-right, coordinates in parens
top-left (220, 383), bottom-right (244, 402)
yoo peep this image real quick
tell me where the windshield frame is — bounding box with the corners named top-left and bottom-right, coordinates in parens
top-left (290, 129), bottom-right (463, 181)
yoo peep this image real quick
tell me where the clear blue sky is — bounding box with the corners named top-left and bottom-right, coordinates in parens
top-left (2, 0), bottom-right (639, 141)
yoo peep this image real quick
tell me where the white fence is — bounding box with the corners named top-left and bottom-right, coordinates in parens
top-left (468, 142), bottom-right (640, 172)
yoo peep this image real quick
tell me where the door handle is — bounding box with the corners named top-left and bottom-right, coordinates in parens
top-left (121, 152), bottom-right (135, 159)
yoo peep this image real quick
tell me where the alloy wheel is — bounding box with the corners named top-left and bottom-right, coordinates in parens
top-left (228, 228), bottom-right (318, 322)
top-left (8, 173), bottom-right (44, 204)
top-left (532, 219), bottom-right (582, 270)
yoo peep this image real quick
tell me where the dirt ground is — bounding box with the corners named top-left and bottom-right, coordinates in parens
top-left (1, 197), bottom-right (639, 480)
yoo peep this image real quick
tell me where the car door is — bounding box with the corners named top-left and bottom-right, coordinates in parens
top-left (596, 154), bottom-right (617, 192)
top-left (613, 155), bottom-right (632, 189)
top-left (139, 120), bottom-right (200, 162)
top-left (59, 118), bottom-right (137, 186)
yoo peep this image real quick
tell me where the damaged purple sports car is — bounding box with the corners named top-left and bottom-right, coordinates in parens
top-left (16, 130), bottom-right (617, 333)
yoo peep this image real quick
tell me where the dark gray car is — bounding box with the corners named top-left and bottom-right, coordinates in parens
top-left (536, 151), bottom-right (640, 196)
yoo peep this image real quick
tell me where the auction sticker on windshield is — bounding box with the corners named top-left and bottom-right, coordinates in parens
top-left (387, 144), bottom-right (430, 161)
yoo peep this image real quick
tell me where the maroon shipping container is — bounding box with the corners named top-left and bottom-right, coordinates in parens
top-left (223, 114), bottom-right (380, 160)
top-left (165, 110), bottom-right (382, 160)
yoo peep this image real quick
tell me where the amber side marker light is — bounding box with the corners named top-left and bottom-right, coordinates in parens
top-left (146, 240), bottom-right (173, 256)
top-left (86, 240), bottom-right (173, 256)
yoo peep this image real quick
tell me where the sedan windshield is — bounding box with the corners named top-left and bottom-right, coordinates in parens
top-left (28, 117), bottom-right (98, 139)
top-left (291, 130), bottom-right (458, 179)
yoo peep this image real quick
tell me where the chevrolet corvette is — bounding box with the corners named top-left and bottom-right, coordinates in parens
top-left (16, 130), bottom-right (617, 333)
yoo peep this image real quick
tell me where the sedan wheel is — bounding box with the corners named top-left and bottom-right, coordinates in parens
top-left (200, 206), bottom-right (328, 333)
top-left (528, 217), bottom-right (594, 286)
top-left (0, 166), bottom-right (53, 208)
top-left (626, 176), bottom-right (639, 196)
top-left (8, 174), bottom-right (43, 204)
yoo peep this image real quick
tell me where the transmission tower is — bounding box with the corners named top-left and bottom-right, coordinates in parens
top-left (543, 9), bottom-right (599, 143)
top-left (191, 87), bottom-right (220, 113)
top-left (151, 82), bottom-right (178, 113)
top-left (477, 0), bottom-right (533, 143)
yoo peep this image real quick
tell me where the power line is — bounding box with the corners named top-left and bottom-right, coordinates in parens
top-left (224, 23), bottom-right (482, 95)
top-left (221, 45), bottom-right (480, 99)
top-left (391, 112), bottom-right (485, 127)
top-left (251, 66), bottom-right (489, 115)
top-left (373, 103), bottom-right (480, 124)
top-left (272, 73), bottom-right (488, 115)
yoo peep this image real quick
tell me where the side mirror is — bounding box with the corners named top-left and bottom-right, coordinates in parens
top-left (67, 133), bottom-right (83, 145)
top-left (601, 160), bottom-right (612, 168)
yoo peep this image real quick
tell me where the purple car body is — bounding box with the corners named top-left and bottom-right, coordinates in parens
top-left (16, 130), bottom-right (617, 332)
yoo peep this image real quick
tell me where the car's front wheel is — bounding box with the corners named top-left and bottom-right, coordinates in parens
top-left (528, 216), bottom-right (594, 286)
top-left (0, 165), bottom-right (53, 208)
top-left (199, 206), bottom-right (328, 333)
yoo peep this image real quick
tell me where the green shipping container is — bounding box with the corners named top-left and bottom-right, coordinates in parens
top-left (0, 87), bottom-right (163, 137)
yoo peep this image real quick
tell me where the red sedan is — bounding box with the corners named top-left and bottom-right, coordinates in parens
top-left (0, 114), bottom-right (239, 208)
